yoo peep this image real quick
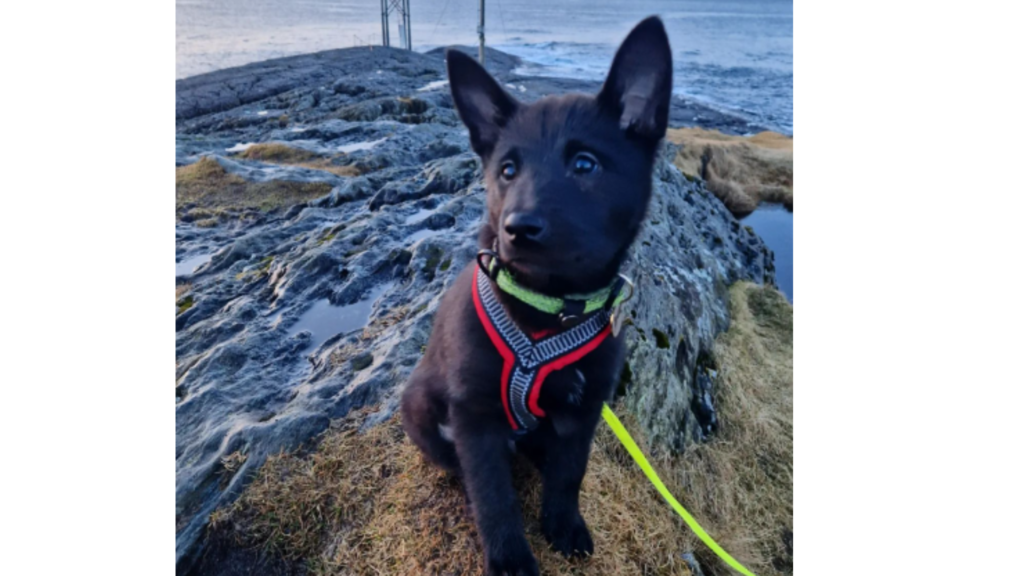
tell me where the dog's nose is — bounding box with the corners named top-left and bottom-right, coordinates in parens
top-left (503, 212), bottom-right (549, 245)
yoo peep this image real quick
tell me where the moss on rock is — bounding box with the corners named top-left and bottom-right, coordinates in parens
top-left (176, 157), bottom-right (332, 219)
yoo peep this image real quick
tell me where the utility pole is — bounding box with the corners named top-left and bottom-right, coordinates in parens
top-left (380, 0), bottom-right (412, 50)
top-left (478, 0), bottom-right (485, 65)
top-left (406, 0), bottom-right (412, 49)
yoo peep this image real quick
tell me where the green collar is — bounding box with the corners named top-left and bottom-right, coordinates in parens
top-left (494, 268), bottom-right (628, 315)
top-left (482, 255), bottom-right (632, 317)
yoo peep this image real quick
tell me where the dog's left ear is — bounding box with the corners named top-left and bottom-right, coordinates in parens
top-left (598, 16), bottom-right (673, 143)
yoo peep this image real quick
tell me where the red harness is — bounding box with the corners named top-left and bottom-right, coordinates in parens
top-left (471, 265), bottom-right (613, 432)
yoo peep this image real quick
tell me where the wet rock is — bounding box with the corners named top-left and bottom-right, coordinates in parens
top-left (367, 153), bottom-right (477, 211)
top-left (425, 212), bottom-right (456, 230)
top-left (692, 368), bottom-right (719, 440)
top-left (335, 95), bottom-right (430, 122)
top-left (332, 80), bottom-right (366, 96)
top-left (175, 46), bottom-right (446, 121)
top-left (350, 352), bottom-right (373, 371)
top-left (681, 552), bottom-right (706, 576)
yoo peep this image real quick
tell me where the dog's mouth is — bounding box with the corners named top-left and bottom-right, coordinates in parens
top-left (503, 258), bottom-right (552, 284)
top-left (496, 229), bottom-right (612, 294)
top-left (496, 242), bottom-right (556, 286)
top-left (498, 243), bottom-right (591, 295)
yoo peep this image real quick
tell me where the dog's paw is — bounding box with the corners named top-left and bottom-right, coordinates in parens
top-left (543, 511), bottom-right (594, 558)
top-left (485, 537), bottom-right (539, 576)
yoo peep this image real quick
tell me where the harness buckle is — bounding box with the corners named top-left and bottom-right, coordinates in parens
top-left (559, 314), bottom-right (581, 328)
top-left (559, 299), bottom-right (586, 328)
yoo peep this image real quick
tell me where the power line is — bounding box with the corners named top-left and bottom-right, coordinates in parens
top-left (495, 0), bottom-right (509, 43)
top-left (431, 0), bottom-right (455, 41)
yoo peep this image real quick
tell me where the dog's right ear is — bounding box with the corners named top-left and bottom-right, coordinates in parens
top-left (446, 49), bottom-right (519, 158)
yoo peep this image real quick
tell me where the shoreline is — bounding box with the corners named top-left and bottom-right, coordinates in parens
top-left (176, 45), bottom-right (772, 136)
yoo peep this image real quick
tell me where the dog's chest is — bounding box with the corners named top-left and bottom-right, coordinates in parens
top-left (537, 367), bottom-right (592, 436)
top-left (563, 368), bottom-right (588, 406)
top-left (533, 363), bottom-right (587, 403)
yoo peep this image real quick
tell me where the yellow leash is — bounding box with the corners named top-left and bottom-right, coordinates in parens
top-left (601, 403), bottom-right (758, 576)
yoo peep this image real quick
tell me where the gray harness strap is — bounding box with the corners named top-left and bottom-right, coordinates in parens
top-left (473, 267), bottom-right (612, 432)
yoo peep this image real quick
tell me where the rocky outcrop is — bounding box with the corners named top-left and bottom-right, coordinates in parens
top-left (175, 46), bottom-right (775, 570)
top-left (176, 46), bottom-right (762, 146)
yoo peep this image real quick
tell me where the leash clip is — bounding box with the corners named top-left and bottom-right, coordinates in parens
top-left (616, 274), bottom-right (635, 305)
top-left (609, 274), bottom-right (635, 337)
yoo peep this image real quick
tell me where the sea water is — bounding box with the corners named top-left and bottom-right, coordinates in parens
top-left (742, 203), bottom-right (793, 301)
top-left (177, 0), bottom-right (792, 134)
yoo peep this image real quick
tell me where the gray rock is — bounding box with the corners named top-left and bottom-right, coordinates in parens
top-left (681, 552), bottom-right (706, 576)
top-left (350, 352), bottom-right (374, 371)
top-left (613, 146), bottom-right (772, 452)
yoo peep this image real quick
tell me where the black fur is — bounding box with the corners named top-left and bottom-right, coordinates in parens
top-left (401, 17), bottom-right (672, 575)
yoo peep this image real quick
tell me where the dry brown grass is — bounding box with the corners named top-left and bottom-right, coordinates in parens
top-left (176, 157), bottom-right (333, 219)
top-left (212, 410), bottom-right (696, 575)
top-left (308, 163), bottom-right (364, 177)
top-left (209, 282), bottom-right (792, 576)
top-left (176, 283), bottom-right (192, 301)
top-left (240, 143), bottom-right (322, 164)
top-left (666, 128), bottom-right (793, 217)
top-left (663, 282), bottom-right (793, 575)
top-left (238, 143), bottom-right (365, 177)
top-left (361, 306), bottom-right (411, 340)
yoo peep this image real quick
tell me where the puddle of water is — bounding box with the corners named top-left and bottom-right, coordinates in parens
top-left (417, 79), bottom-right (449, 92)
top-left (225, 142), bottom-right (256, 153)
top-left (336, 138), bottom-right (387, 154)
top-left (288, 282), bottom-right (394, 350)
top-left (176, 253), bottom-right (213, 276)
top-left (406, 229), bottom-right (440, 244)
top-left (742, 203), bottom-right (793, 302)
top-left (404, 207), bottom-right (436, 225)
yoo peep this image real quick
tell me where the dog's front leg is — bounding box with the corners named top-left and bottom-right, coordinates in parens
top-left (540, 422), bottom-right (597, 558)
top-left (453, 411), bottom-right (538, 576)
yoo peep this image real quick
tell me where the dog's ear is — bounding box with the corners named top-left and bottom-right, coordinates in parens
top-left (446, 49), bottom-right (519, 158)
top-left (598, 16), bottom-right (673, 143)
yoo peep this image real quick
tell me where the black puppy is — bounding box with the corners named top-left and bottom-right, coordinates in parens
top-left (401, 17), bottom-right (672, 576)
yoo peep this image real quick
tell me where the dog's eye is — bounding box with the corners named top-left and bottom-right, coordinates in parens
top-left (572, 152), bottom-right (599, 175)
top-left (500, 160), bottom-right (517, 180)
